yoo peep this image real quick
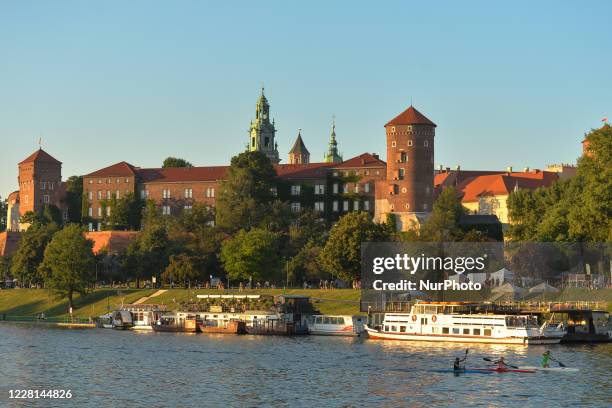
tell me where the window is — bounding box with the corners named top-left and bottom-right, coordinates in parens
top-left (24, 195), bottom-right (28, 204)
top-left (333, 171), bottom-right (338, 177)
top-left (162, 189), bottom-right (171, 199)
top-left (88, 207), bottom-right (93, 217)
top-left (291, 202), bottom-right (301, 213)
top-left (354, 184), bottom-right (359, 193)
top-left (315, 184), bottom-right (325, 195)
top-left (106, 207), bottom-right (111, 217)
top-left (49, 182), bottom-right (54, 190)
top-left (408, 140), bottom-right (413, 146)
top-left (484, 329), bottom-right (492, 336)
top-left (452, 328), bottom-right (460, 334)
top-left (399, 168), bottom-right (405, 180)
top-left (206, 187), bottom-right (215, 198)
top-left (98, 191), bottom-right (102, 200)
top-left (314, 202), bottom-right (324, 212)
top-left (424, 140), bottom-right (429, 147)
top-left (442, 327), bottom-right (450, 334)
top-left (97, 208), bottom-right (102, 217)
top-left (391, 326), bottom-right (397, 332)
top-left (40, 181), bottom-right (46, 190)
top-left (402, 187), bottom-right (407, 193)
top-left (353, 201), bottom-right (359, 211)
top-left (291, 185), bottom-right (301, 196)
top-left (89, 179), bottom-right (93, 184)
top-left (116, 178), bottom-right (121, 184)
top-left (343, 201), bottom-right (349, 211)
top-left (42, 195), bottom-right (49, 204)
top-left (364, 200), bottom-right (370, 211)
top-left (343, 184), bottom-right (349, 193)
top-left (140, 189), bottom-right (148, 199)
top-left (463, 328), bottom-right (470, 335)
top-left (270, 187), bottom-right (277, 197)
top-left (473, 328), bottom-right (481, 336)
top-left (106, 190), bottom-right (111, 199)
top-left (391, 141), bottom-right (397, 147)
top-left (184, 205), bottom-right (193, 211)
top-left (184, 188), bottom-right (193, 199)
top-left (115, 190), bottom-right (120, 199)
top-left (333, 201), bottom-right (339, 212)
top-left (98, 179), bottom-right (102, 184)
top-left (333, 183), bottom-right (339, 194)
top-left (106, 178), bottom-right (111, 184)
top-left (401, 152), bottom-right (407, 163)
top-left (364, 183), bottom-right (370, 193)
top-left (88, 191), bottom-right (93, 200)
top-left (162, 206), bottom-right (171, 215)
top-left (400, 326), bottom-right (406, 333)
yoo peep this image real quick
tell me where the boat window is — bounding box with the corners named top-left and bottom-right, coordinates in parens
top-left (463, 328), bottom-right (470, 335)
top-left (473, 328), bottom-right (481, 335)
top-left (442, 327), bottom-right (449, 334)
top-left (400, 326), bottom-right (406, 333)
top-left (484, 329), bottom-right (492, 336)
top-left (391, 325), bottom-right (397, 332)
top-left (324, 317), bottom-right (331, 324)
top-left (452, 328), bottom-right (460, 334)
top-left (385, 325), bottom-right (389, 331)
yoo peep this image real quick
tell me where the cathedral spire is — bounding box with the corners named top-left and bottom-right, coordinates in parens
top-left (249, 86), bottom-right (280, 163)
top-left (324, 116), bottom-right (343, 163)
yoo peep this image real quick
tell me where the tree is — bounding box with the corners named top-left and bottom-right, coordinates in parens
top-left (162, 254), bottom-right (200, 287)
top-left (162, 157), bottom-right (193, 168)
top-left (419, 187), bottom-right (465, 241)
top-left (10, 223), bottom-right (58, 287)
top-left (319, 212), bottom-right (389, 282)
top-left (124, 223), bottom-right (170, 287)
top-left (0, 196), bottom-right (7, 232)
top-left (107, 192), bottom-right (144, 230)
top-left (287, 241), bottom-right (327, 285)
top-left (220, 227), bottom-right (282, 282)
top-left (62, 175), bottom-right (83, 224)
top-left (20, 204), bottom-right (63, 228)
top-left (216, 151), bottom-right (278, 232)
top-left (39, 224), bottom-right (95, 311)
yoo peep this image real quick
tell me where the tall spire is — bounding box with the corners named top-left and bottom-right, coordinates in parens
top-left (288, 129), bottom-right (310, 164)
top-left (249, 86), bottom-right (280, 163)
top-left (324, 115), bottom-right (343, 163)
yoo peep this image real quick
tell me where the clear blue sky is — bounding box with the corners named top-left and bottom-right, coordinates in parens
top-left (1, 1), bottom-right (611, 197)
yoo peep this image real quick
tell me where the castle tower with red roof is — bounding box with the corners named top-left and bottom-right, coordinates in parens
top-left (375, 105), bottom-right (436, 230)
top-left (17, 148), bottom-right (63, 222)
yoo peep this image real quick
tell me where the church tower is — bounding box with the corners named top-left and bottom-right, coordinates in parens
top-left (324, 118), bottom-right (343, 163)
top-left (288, 129), bottom-right (310, 164)
top-left (249, 87), bottom-right (280, 164)
top-left (375, 105), bottom-right (436, 230)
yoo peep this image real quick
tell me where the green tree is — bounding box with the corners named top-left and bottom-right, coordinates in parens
top-left (216, 151), bottom-right (278, 232)
top-left (162, 254), bottom-right (200, 287)
top-left (62, 175), bottom-right (83, 224)
top-left (287, 241), bottom-right (327, 285)
top-left (10, 223), bottom-right (58, 287)
top-left (20, 204), bottom-right (63, 228)
top-left (419, 187), bottom-right (465, 241)
top-left (319, 212), bottom-right (389, 282)
top-left (220, 227), bottom-right (282, 282)
top-left (162, 157), bottom-right (193, 168)
top-left (107, 192), bottom-right (144, 230)
top-left (39, 224), bottom-right (95, 311)
top-left (124, 223), bottom-right (170, 287)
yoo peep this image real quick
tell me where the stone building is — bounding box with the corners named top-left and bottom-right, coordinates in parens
top-left (287, 130), bottom-right (310, 164)
top-left (6, 148), bottom-right (66, 231)
top-left (375, 105), bottom-right (436, 230)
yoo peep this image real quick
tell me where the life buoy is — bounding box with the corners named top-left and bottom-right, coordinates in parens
top-left (411, 315), bottom-right (417, 322)
top-left (432, 315), bottom-right (438, 323)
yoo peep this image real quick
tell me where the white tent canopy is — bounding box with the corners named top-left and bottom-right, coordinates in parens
top-left (492, 282), bottom-right (526, 295)
top-left (490, 268), bottom-right (515, 286)
top-left (528, 282), bottom-right (559, 294)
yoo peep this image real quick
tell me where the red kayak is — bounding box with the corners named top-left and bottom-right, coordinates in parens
top-left (470, 366), bottom-right (536, 373)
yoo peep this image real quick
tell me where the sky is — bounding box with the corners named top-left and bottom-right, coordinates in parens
top-left (1, 1), bottom-right (611, 197)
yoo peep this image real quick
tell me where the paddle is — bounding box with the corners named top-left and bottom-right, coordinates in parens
top-left (550, 356), bottom-right (566, 368)
top-left (483, 357), bottom-right (519, 369)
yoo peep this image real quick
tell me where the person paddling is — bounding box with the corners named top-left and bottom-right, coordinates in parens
top-left (454, 349), bottom-right (468, 371)
top-left (493, 356), bottom-right (508, 369)
top-left (541, 350), bottom-right (551, 368)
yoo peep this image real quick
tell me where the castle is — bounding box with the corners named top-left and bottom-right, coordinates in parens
top-left (4, 88), bottom-right (566, 237)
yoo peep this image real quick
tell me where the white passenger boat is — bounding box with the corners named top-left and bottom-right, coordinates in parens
top-left (120, 304), bottom-right (166, 331)
top-left (308, 315), bottom-right (366, 336)
top-left (365, 302), bottom-right (565, 345)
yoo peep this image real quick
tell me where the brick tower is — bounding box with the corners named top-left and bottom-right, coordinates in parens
top-left (375, 105), bottom-right (436, 230)
top-left (17, 148), bottom-right (63, 221)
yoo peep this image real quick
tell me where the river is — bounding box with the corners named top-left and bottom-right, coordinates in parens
top-left (0, 323), bottom-right (610, 407)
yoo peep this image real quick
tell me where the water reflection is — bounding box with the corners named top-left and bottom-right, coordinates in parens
top-left (0, 323), bottom-right (610, 407)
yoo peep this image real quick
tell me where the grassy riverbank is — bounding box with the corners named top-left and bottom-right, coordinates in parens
top-left (0, 288), bottom-right (610, 319)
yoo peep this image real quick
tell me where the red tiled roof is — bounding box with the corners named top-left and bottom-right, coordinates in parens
top-left (385, 106), bottom-right (436, 127)
top-left (139, 166), bottom-right (229, 183)
top-left (457, 172), bottom-right (558, 202)
top-left (19, 148), bottom-right (62, 165)
top-left (333, 153), bottom-right (386, 169)
top-left (434, 170), bottom-right (507, 188)
top-left (85, 161), bottom-right (138, 177)
top-left (275, 162), bottom-right (335, 179)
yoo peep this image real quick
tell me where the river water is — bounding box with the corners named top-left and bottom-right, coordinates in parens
top-left (0, 323), bottom-right (610, 407)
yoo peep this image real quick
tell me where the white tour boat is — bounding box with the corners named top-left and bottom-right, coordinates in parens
top-left (365, 302), bottom-right (565, 345)
top-left (308, 315), bottom-right (366, 336)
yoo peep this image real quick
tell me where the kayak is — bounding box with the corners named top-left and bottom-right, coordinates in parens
top-left (470, 367), bottom-right (536, 373)
top-left (519, 366), bottom-right (579, 372)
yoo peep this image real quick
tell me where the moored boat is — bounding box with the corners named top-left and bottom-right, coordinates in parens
top-left (308, 315), bottom-right (365, 336)
top-left (152, 315), bottom-right (198, 333)
top-left (198, 319), bottom-right (246, 334)
top-left (365, 301), bottom-right (564, 345)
